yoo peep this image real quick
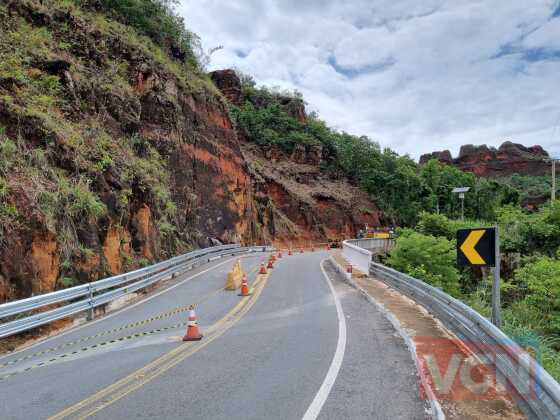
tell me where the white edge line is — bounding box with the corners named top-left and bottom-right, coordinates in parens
top-left (327, 256), bottom-right (445, 420)
top-left (0, 253), bottom-right (264, 359)
top-left (302, 259), bottom-right (347, 420)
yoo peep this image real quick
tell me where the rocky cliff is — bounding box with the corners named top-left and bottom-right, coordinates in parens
top-left (420, 142), bottom-right (550, 177)
top-left (0, 1), bottom-right (379, 302)
top-left (210, 69), bottom-right (380, 246)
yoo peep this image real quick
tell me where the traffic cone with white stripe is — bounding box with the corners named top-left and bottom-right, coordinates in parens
top-left (277, 251), bottom-right (283, 259)
top-left (183, 308), bottom-right (203, 341)
top-left (267, 258), bottom-right (274, 269)
top-left (288, 249), bottom-right (292, 256)
top-left (259, 262), bottom-right (267, 274)
top-left (238, 274), bottom-right (251, 296)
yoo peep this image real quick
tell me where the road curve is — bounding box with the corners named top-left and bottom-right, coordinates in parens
top-left (0, 251), bottom-right (427, 419)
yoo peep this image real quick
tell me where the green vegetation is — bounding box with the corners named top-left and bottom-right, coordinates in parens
top-left (387, 229), bottom-right (460, 295)
top-left (232, 78), bottom-right (518, 225)
top-left (79, 0), bottom-right (200, 69)
top-left (496, 174), bottom-right (556, 205)
top-left (387, 209), bottom-right (560, 381)
top-left (0, 0), bottom-right (196, 287)
top-left (231, 73), bottom-right (560, 380)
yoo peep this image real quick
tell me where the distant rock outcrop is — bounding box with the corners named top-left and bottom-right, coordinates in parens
top-left (209, 69), bottom-right (307, 123)
top-left (419, 141), bottom-right (550, 177)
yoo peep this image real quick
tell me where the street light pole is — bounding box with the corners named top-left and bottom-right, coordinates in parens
top-left (546, 158), bottom-right (559, 204)
top-left (553, 159), bottom-right (556, 203)
top-left (452, 187), bottom-right (470, 221)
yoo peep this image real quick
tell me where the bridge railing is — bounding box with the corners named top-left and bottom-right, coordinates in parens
top-left (348, 238), bottom-right (560, 419)
top-left (0, 244), bottom-right (273, 339)
top-left (342, 238), bottom-right (394, 273)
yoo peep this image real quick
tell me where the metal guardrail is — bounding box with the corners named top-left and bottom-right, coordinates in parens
top-left (0, 244), bottom-right (273, 339)
top-left (365, 255), bottom-right (560, 419)
top-left (342, 238), bottom-right (394, 273)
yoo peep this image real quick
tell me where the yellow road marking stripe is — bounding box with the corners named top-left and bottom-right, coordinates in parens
top-left (1, 264), bottom-right (262, 372)
top-left (48, 272), bottom-right (269, 420)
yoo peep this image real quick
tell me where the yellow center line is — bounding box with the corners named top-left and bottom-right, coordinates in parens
top-left (48, 271), bottom-right (270, 420)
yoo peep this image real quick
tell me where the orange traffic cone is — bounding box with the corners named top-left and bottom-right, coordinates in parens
top-left (270, 254), bottom-right (276, 263)
top-left (238, 275), bottom-right (251, 296)
top-left (267, 259), bottom-right (274, 269)
top-left (300, 247), bottom-right (304, 254)
top-left (259, 263), bottom-right (267, 274)
top-left (183, 308), bottom-right (203, 341)
top-left (288, 249), bottom-right (292, 256)
top-left (277, 251), bottom-right (283, 259)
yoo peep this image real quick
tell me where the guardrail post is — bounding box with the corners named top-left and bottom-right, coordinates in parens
top-left (87, 283), bottom-right (94, 321)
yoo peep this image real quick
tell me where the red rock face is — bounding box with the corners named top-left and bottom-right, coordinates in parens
top-left (420, 141), bottom-right (550, 177)
top-left (209, 69), bottom-right (243, 106)
top-left (242, 143), bottom-right (382, 247)
top-left (0, 6), bottom-right (381, 301)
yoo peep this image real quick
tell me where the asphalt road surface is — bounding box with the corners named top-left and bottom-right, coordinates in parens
top-left (0, 251), bottom-right (428, 419)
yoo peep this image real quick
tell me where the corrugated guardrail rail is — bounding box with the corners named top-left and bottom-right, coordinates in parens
top-left (363, 245), bottom-right (560, 419)
top-left (0, 244), bottom-right (272, 339)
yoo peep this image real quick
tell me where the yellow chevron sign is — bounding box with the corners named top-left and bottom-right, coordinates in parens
top-left (457, 228), bottom-right (496, 267)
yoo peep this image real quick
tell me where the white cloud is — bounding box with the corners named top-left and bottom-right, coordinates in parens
top-left (179, 0), bottom-right (560, 159)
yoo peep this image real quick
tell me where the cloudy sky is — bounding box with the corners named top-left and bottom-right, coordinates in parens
top-left (178, 1), bottom-right (560, 160)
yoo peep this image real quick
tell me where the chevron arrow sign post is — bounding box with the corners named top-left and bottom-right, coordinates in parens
top-left (457, 227), bottom-right (501, 327)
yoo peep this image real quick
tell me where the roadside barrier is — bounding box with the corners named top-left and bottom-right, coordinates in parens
top-left (0, 245), bottom-right (273, 339)
top-left (347, 237), bottom-right (560, 419)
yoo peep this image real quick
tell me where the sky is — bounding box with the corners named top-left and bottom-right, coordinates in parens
top-left (178, 1), bottom-right (560, 160)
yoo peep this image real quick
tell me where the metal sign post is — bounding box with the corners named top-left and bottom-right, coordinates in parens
top-left (457, 226), bottom-right (501, 327)
top-left (491, 226), bottom-right (501, 327)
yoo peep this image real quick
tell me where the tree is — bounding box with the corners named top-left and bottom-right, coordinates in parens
top-left (387, 230), bottom-right (461, 296)
top-left (515, 256), bottom-right (560, 334)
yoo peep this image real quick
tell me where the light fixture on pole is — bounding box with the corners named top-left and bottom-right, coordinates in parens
top-left (452, 187), bottom-right (470, 221)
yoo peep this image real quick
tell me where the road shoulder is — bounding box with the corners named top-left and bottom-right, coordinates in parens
top-left (331, 252), bottom-right (525, 420)
top-left (320, 258), bottom-right (429, 419)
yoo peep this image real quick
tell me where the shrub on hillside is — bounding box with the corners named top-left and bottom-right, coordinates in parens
top-left (387, 229), bottom-right (461, 296)
top-left (80, 0), bottom-right (200, 68)
top-left (497, 203), bottom-right (560, 255)
top-left (515, 256), bottom-right (560, 335)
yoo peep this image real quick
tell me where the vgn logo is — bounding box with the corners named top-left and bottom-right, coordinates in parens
top-left (415, 336), bottom-right (540, 402)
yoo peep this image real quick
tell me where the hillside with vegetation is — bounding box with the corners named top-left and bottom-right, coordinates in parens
top-left (385, 207), bottom-right (560, 381)
top-left (0, 0), bottom-right (379, 302)
top-left (1, 1), bottom-right (559, 379)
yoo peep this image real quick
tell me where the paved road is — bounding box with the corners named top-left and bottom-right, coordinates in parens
top-left (0, 251), bottom-right (427, 419)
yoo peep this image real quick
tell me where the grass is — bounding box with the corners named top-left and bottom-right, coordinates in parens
top-left (0, 0), bottom-right (220, 295)
top-left (465, 287), bottom-right (560, 382)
